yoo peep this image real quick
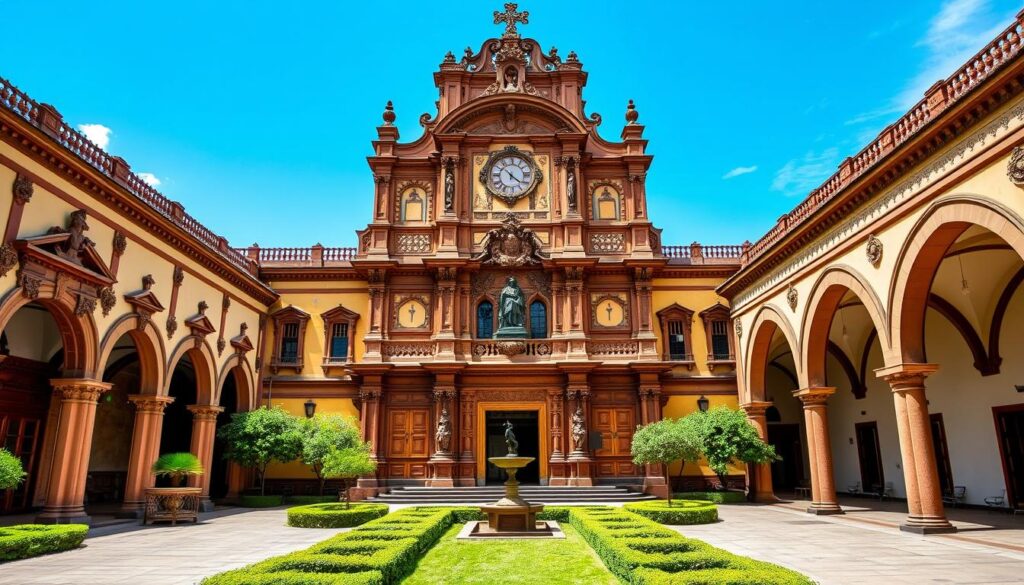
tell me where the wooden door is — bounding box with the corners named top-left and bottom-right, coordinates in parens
top-left (387, 408), bottom-right (429, 458)
top-left (994, 405), bottom-right (1024, 508)
top-left (855, 421), bottom-right (884, 492)
top-left (593, 407), bottom-right (633, 456)
top-left (930, 413), bottom-right (954, 496)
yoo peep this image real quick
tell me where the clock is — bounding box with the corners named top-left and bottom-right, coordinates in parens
top-left (479, 146), bottom-right (542, 205)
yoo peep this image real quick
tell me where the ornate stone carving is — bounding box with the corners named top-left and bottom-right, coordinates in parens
top-left (786, 284), bottom-right (798, 311)
top-left (75, 294), bottom-right (96, 316)
top-left (0, 243), bottom-right (18, 277)
top-left (473, 213), bottom-right (547, 266)
top-left (12, 174), bottom-right (33, 204)
top-left (1008, 145), bottom-right (1024, 186)
top-left (172, 266), bottom-right (184, 287)
top-left (478, 146), bottom-right (542, 205)
top-left (112, 231), bottom-right (127, 257)
top-left (435, 408), bottom-right (452, 453)
top-left (217, 337), bottom-right (227, 356)
top-left (493, 2), bottom-right (528, 36)
top-left (443, 157), bottom-right (456, 212)
top-left (19, 272), bottom-right (41, 299)
top-left (396, 233), bottom-right (431, 254)
top-left (734, 319), bottom-right (743, 339)
top-left (571, 406), bottom-right (586, 452)
top-left (865, 234), bottom-right (883, 266)
top-left (564, 156), bottom-right (578, 212)
top-left (99, 286), bottom-right (116, 316)
top-left (590, 232), bottom-right (625, 253)
top-left (166, 315), bottom-right (178, 339)
top-left (48, 210), bottom-right (93, 265)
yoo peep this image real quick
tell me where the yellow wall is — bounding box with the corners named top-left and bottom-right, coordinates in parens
top-left (264, 397), bottom-right (359, 478)
top-left (662, 395), bottom-right (744, 477)
top-left (264, 289), bottom-right (370, 366)
top-left (651, 279), bottom-right (732, 376)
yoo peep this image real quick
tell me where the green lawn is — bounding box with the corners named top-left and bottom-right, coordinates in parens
top-left (402, 523), bottom-right (618, 585)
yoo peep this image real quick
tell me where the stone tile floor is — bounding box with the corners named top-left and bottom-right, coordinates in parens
top-left (0, 507), bottom-right (350, 585)
top-left (681, 503), bottom-right (1024, 585)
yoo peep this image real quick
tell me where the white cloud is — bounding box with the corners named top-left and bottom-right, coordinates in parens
top-left (722, 165), bottom-right (758, 180)
top-left (137, 172), bottom-right (161, 187)
top-left (771, 148), bottom-right (840, 197)
top-left (77, 123), bottom-right (111, 150)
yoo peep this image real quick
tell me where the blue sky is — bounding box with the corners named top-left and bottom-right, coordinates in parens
top-left (1, 0), bottom-right (1019, 248)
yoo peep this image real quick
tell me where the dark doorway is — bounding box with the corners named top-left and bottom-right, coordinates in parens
top-left (158, 356), bottom-right (197, 486)
top-left (484, 410), bottom-right (539, 485)
top-left (210, 373), bottom-right (238, 500)
top-left (855, 421), bottom-right (884, 493)
top-left (930, 413), bottom-right (954, 497)
top-left (993, 404), bottom-right (1024, 508)
top-left (767, 423), bottom-right (803, 491)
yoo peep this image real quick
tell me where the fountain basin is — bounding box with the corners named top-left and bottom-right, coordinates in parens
top-left (460, 455), bottom-right (558, 538)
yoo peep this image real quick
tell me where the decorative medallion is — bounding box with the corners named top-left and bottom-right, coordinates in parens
top-left (592, 293), bottom-right (629, 328)
top-left (473, 212), bottom-right (547, 266)
top-left (12, 174), bottom-right (33, 204)
top-left (478, 146), bottom-right (542, 205)
top-left (99, 286), bottom-right (116, 316)
top-left (1008, 145), bottom-right (1024, 186)
top-left (786, 284), bottom-right (798, 311)
top-left (865, 234), bottom-right (883, 267)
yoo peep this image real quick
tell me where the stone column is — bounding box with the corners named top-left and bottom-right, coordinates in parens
top-left (876, 364), bottom-right (955, 534)
top-left (187, 404), bottom-right (224, 511)
top-left (427, 382), bottom-right (457, 488)
top-left (121, 395), bottom-right (174, 515)
top-left (356, 385), bottom-right (383, 490)
top-left (741, 401), bottom-right (778, 503)
top-left (793, 387), bottom-right (842, 515)
top-left (36, 379), bottom-right (112, 524)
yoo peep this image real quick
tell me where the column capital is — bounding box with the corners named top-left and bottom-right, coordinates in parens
top-left (740, 400), bottom-right (774, 417)
top-left (793, 386), bottom-right (835, 407)
top-left (874, 363), bottom-right (939, 390)
top-left (128, 394), bottom-right (174, 413)
top-left (49, 378), bottom-right (112, 402)
top-left (186, 404), bottom-right (225, 421)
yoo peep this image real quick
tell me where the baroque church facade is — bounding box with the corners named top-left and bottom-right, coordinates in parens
top-left (0, 5), bottom-right (1023, 532)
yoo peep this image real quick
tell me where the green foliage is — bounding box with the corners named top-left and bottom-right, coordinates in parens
top-left (287, 495), bottom-right (340, 505)
top-left (287, 503), bottom-right (388, 528)
top-left (624, 500), bottom-right (719, 525)
top-left (218, 406), bottom-right (303, 495)
top-left (0, 524), bottom-right (88, 562)
top-left (151, 452), bottom-right (204, 487)
top-left (240, 495), bottom-right (284, 508)
top-left (687, 407), bottom-right (778, 480)
top-left (569, 507), bottom-right (812, 585)
top-left (673, 491), bottom-right (746, 504)
top-left (0, 449), bottom-right (26, 491)
top-left (300, 415), bottom-right (362, 495)
top-left (322, 444), bottom-right (376, 508)
top-left (632, 419), bottom-right (702, 506)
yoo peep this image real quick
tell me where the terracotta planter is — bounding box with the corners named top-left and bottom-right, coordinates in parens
top-left (143, 487), bottom-right (202, 525)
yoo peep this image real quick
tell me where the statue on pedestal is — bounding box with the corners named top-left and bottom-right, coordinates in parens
top-left (571, 406), bottom-right (586, 452)
top-left (504, 420), bottom-right (519, 456)
top-left (495, 276), bottom-right (527, 338)
top-left (435, 408), bottom-right (452, 454)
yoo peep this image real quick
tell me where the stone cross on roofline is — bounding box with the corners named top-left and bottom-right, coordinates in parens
top-left (494, 3), bottom-right (528, 38)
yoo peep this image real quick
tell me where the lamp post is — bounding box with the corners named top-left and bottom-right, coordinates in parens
top-left (697, 395), bottom-right (709, 413)
top-left (304, 399), bottom-right (317, 418)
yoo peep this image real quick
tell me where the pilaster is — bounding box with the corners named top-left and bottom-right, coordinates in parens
top-left (187, 404), bottom-right (224, 511)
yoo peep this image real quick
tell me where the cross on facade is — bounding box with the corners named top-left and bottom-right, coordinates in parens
top-left (494, 3), bottom-right (528, 37)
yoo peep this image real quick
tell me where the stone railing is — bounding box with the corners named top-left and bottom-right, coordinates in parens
top-left (241, 244), bottom-right (359, 266)
top-left (0, 76), bottom-right (256, 276)
top-left (661, 243), bottom-right (746, 261)
top-left (741, 13), bottom-right (1024, 266)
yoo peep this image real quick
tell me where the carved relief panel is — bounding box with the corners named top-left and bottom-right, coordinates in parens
top-left (588, 179), bottom-right (625, 221)
top-left (591, 293), bottom-right (630, 329)
top-left (395, 180), bottom-right (433, 223)
top-left (392, 294), bottom-right (431, 330)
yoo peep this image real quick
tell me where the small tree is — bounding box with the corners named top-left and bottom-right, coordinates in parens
top-left (300, 414), bottom-right (362, 496)
top-left (322, 443), bottom-right (376, 508)
top-left (218, 406), bottom-right (303, 495)
top-left (0, 449), bottom-right (26, 490)
top-left (631, 419), bottom-right (702, 507)
top-left (690, 406), bottom-right (778, 489)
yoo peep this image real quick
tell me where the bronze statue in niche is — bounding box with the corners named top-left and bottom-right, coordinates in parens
top-left (496, 276), bottom-right (526, 338)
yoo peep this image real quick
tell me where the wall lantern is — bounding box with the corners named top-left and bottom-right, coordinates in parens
top-left (697, 395), bottom-right (710, 412)
top-left (304, 399), bottom-right (317, 418)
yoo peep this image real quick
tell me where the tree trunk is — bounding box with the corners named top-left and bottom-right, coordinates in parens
top-left (676, 460), bottom-right (687, 496)
top-left (259, 463), bottom-right (267, 496)
top-left (664, 466), bottom-right (673, 507)
top-left (342, 479), bottom-right (352, 509)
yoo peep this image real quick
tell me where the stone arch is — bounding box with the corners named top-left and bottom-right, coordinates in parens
top-left (0, 286), bottom-right (98, 378)
top-left (801, 264), bottom-right (893, 387)
top-left (889, 195), bottom-right (1024, 363)
top-left (96, 313), bottom-right (167, 394)
top-left (216, 353), bottom-right (255, 412)
top-left (434, 93), bottom-right (590, 135)
top-left (165, 335), bottom-right (218, 405)
top-left (744, 303), bottom-right (802, 402)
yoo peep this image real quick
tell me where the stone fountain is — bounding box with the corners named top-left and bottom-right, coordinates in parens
top-left (459, 421), bottom-right (561, 539)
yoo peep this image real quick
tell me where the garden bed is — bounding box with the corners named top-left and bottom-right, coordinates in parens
top-left (624, 500), bottom-right (719, 525)
top-left (673, 491), bottom-right (747, 504)
top-left (0, 524), bottom-right (88, 562)
top-left (287, 503), bottom-right (389, 528)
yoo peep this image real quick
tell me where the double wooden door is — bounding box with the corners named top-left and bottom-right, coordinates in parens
top-left (593, 407), bottom-right (636, 477)
top-left (387, 408), bottom-right (430, 459)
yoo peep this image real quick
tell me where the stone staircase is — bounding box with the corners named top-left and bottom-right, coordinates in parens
top-left (366, 485), bottom-right (657, 504)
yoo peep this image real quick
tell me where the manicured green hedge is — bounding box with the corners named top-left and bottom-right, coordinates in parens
top-left (569, 507), bottom-right (811, 585)
top-left (287, 503), bottom-right (389, 528)
top-left (0, 524), bottom-right (88, 562)
top-left (240, 495), bottom-right (284, 508)
top-left (203, 507), bottom-right (454, 585)
top-left (624, 500), bottom-right (719, 525)
top-left (674, 491), bottom-right (747, 504)
top-left (287, 495), bottom-right (341, 505)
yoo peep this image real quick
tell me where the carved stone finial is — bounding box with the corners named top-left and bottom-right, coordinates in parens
top-left (382, 101), bottom-right (396, 126)
top-left (625, 99), bottom-right (639, 125)
top-left (240, 322), bottom-right (248, 334)
top-left (443, 51), bottom-right (456, 64)
top-left (142, 274), bottom-right (155, 290)
top-left (566, 50), bottom-right (579, 63)
top-left (865, 234), bottom-right (883, 267)
top-left (493, 2), bottom-right (528, 37)
top-left (198, 300), bottom-right (209, 315)
top-left (1008, 146), bottom-right (1024, 186)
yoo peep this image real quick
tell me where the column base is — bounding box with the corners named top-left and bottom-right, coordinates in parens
top-left (36, 508), bottom-right (91, 525)
top-left (199, 499), bottom-right (215, 513)
top-left (116, 504), bottom-right (145, 519)
top-left (806, 502), bottom-right (844, 515)
top-left (900, 516), bottom-right (956, 534)
top-left (753, 491), bottom-right (781, 504)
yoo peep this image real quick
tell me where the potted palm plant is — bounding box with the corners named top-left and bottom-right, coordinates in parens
top-left (144, 452), bottom-right (204, 525)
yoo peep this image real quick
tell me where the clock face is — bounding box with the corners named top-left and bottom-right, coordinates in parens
top-left (487, 154), bottom-right (536, 199)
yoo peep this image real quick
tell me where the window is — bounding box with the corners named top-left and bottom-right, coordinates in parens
top-left (281, 323), bottom-right (299, 363)
top-left (529, 300), bottom-right (547, 339)
top-left (330, 323), bottom-right (348, 362)
top-left (477, 301), bottom-right (494, 339)
top-left (711, 320), bottom-right (730, 360)
top-left (667, 320), bottom-right (687, 360)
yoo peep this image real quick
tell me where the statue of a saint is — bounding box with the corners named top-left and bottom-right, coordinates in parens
top-left (435, 408), bottom-right (452, 454)
top-left (444, 160), bottom-right (455, 212)
top-left (571, 406), bottom-right (586, 452)
top-left (504, 420), bottom-right (519, 456)
top-left (565, 160), bottom-right (578, 212)
top-left (495, 276), bottom-right (527, 338)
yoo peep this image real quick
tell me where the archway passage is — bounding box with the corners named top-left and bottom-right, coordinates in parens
top-left (158, 353), bottom-right (197, 485)
top-left (209, 370), bottom-right (239, 500)
top-left (484, 410), bottom-right (539, 485)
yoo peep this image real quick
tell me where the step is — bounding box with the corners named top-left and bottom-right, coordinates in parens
top-left (367, 485), bottom-right (657, 504)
